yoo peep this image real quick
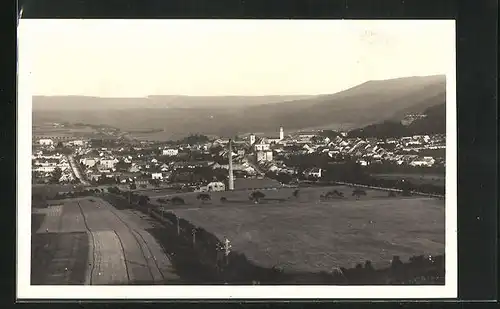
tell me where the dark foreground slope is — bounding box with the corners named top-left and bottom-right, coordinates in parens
top-left (348, 102), bottom-right (446, 138)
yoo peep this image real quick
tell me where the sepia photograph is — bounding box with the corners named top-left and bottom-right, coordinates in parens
top-left (17, 19), bottom-right (457, 299)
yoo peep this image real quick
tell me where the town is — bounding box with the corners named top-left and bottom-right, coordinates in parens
top-left (32, 125), bottom-right (446, 195)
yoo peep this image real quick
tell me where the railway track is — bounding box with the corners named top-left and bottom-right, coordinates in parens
top-left (76, 198), bottom-right (165, 284)
top-left (75, 200), bottom-right (97, 285)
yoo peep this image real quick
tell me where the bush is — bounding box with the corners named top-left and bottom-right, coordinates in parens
top-left (197, 193), bottom-right (211, 201)
top-left (249, 191), bottom-right (265, 203)
top-left (171, 196), bottom-right (185, 205)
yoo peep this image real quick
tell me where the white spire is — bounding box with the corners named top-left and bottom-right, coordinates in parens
top-left (279, 126), bottom-right (284, 140)
top-left (250, 133), bottom-right (256, 145)
top-left (228, 139), bottom-right (234, 190)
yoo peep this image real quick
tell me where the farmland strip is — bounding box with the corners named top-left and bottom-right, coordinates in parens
top-left (36, 205), bottom-right (63, 233)
top-left (132, 230), bottom-right (165, 282)
top-left (76, 200), bottom-right (96, 285)
top-left (112, 230), bottom-right (131, 283)
top-left (91, 231), bottom-right (128, 285)
top-left (100, 198), bottom-right (174, 282)
top-left (98, 201), bottom-right (160, 282)
top-left (134, 229), bottom-right (178, 281)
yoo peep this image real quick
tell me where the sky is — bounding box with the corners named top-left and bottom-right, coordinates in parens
top-left (19, 19), bottom-right (455, 97)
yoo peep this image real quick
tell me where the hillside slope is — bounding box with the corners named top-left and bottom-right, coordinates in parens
top-left (33, 75), bottom-right (446, 138)
top-left (234, 75), bottom-right (445, 132)
top-left (348, 102), bottom-right (446, 138)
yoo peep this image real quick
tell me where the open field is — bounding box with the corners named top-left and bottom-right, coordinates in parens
top-left (147, 185), bottom-right (431, 207)
top-left (33, 124), bottom-right (96, 139)
top-left (371, 173), bottom-right (445, 187)
top-left (146, 186), bottom-right (445, 273)
top-left (33, 184), bottom-right (87, 199)
top-left (31, 197), bottom-right (178, 285)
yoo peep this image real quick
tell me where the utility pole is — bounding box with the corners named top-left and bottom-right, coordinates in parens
top-left (192, 228), bottom-right (197, 246)
top-left (176, 215), bottom-right (180, 236)
top-left (223, 237), bottom-right (232, 266)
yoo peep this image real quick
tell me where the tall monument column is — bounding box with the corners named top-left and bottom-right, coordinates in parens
top-left (228, 139), bottom-right (234, 190)
top-left (279, 126), bottom-right (284, 140)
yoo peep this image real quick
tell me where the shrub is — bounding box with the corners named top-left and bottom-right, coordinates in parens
top-left (171, 196), bottom-right (185, 205)
top-left (197, 193), bottom-right (211, 201)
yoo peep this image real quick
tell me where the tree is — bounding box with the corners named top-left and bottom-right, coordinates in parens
top-left (129, 183), bottom-right (137, 190)
top-left (322, 189), bottom-right (344, 200)
top-left (49, 167), bottom-right (63, 184)
top-left (149, 179), bottom-right (161, 187)
top-left (115, 160), bottom-right (131, 172)
top-left (171, 196), bottom-right (185, 205)
top-left (401, 187), bottom-right (412, 196)
top-left (364, 260), bottom-right (374, 271)
top-left (249, 191), bottom-right (265, 204)
top-left (352, 188), bottom-right (367, 199)
top-left (276, 173), bottom-right (293, 184)
top-left (197, 193), bottom-right (211, 203)
top-left (310, 135), bottom-right (324, 144)
top-left (179, 134), bottom-right (210, 145)
top-left (138, 195), bottom-right (150, 206)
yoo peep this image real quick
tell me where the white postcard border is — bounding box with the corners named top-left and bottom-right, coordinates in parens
top-left (17, 19), bottom-right (457, 300)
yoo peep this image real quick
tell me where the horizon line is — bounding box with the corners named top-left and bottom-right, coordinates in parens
top-left (31, 74), bottom-right (446, 99)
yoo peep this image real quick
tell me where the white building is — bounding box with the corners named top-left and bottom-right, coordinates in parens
top-left (162, 148), bottom-right (179, 156)
top-left (34, 153), bottom-right (63, 160)
top-left (59, 172), bottom-right (75, 182)
top-left (71, 140), bottom-right (85, 146)
top-left (80, 157), bottom-right (98, 168)
top-left (100, 158), bottom-right (119, 169)
top-left (39, 139), bottom-right (54, 146)
top-left (254, 139), bottom-right (270, 151)
top-left (410, 156), bottom-right (435, 167)
top-left (256, 151), bottom-right (273, 162)
top-left (33, 165), bottom-right (57, 173)
top-left (206, 181), bottom-right (226, 192)
top-left (57, 161), bottom-right (70, 171)
top-left (151, 172), bottom-right (163, 180)
top-left (305, 168), bottom-right (322, 178)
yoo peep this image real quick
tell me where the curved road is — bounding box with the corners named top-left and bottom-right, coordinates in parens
top-left (67, 154), bottom-right (90, 185)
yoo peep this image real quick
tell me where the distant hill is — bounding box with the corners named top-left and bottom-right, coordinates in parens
top-left (33, 75), bottom-right (446, 139)
top-left (32, 95), bottom-right (314, 110)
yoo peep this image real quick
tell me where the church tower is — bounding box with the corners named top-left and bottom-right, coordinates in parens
top-left (250, 133), bottom-right (256, 145)
top-left (279, 126), bottom-right (284, 140)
